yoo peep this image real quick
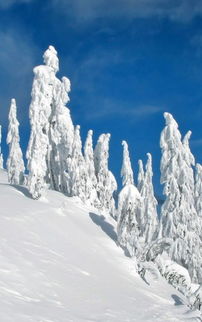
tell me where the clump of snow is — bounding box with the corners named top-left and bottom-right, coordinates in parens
top-left (43, 45), bottom-right (59, 73)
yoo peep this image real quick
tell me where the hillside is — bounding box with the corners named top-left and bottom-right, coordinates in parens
top-left (0, 169), bottom-right (200, 322)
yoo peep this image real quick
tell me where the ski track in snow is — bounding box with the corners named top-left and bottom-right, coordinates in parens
top-left (0, 170), bottom-right (201, 322)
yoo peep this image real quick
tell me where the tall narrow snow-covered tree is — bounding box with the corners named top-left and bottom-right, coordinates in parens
top-left (6, 99), bottom-right (25, 185)
top-left (83, 130), bottom-right (99, 207)
top-left (26, 45), bottom-right (59, 198)
top-left (68, 125), bottom-right (86, 201)
top-left (0, 125), bottom-right (3, 169)
top-left (195, 163), bottom-right (202, 224)
top-left (27, 46), bottom-right (74, 199)
top-left (94, 133), bottom-right (117, 217)
top-left (139, 153), bottom-right (158, 243)
top-left (117, 141), bottom-right (142, 256)
top-left (137, 159), bottom-right (144, 193)
top-left (159, 112), bottom-right (201, 282)
top-left (159, 112), bottom-right (184, 240)
top-left (121, 140), bottom-right (134, 187)
top-left (49, 76), bottom-right (74, 194)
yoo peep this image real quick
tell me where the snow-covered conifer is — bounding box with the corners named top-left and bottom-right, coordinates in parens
top-left (121, 140), bottom-right (134, 187)
top-left (159, 112), bottom-right (184, 240)
top-left (137, 159), bottom-right (144, 192)
top-left (27, 46), bottom-right (74, 198)
top-left (6, 99), bottom-right (25, 185)
top-left (139, 153), bottom-right (158, 243)
top-left (117, 184), bottom-right (142, 256)
top-left (117, 140), bottom-right (142, 256)
top-left (84, 130), bottom-right (99, 207)
top-left (26, 46), bottom-right (59, 198)
top-left (195, 163), bottom-right (202, 220)
top-left (160, 113), bottom-right (201, 282)
top-left (49, 76), bottom-right (74, 193)
top-left (0, 125), bottom-right (3, 169)
top-left (94, 133), bottom-right (117, 216)
top-left (68, 125), bottom-right (86, 201)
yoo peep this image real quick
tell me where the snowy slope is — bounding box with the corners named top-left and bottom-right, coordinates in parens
top-left (0, 169), bottom-right (201, 322)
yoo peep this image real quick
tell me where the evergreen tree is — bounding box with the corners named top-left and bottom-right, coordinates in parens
top-left (160, 113), bottom-right (201, 282)
top-left (121, 140), bottom-right (134, 186)
top-left (139, 153), bottom-right (158, 243)
top-left (137, 159), bottom-right (144, 193)
top-left (6, 99), bottom-right (25, 185)
top-left (26, 46), bottom-right (58, 198)
top-left (117, 141), bottom-right (142, 256)
top-left (84, 130), bottom-right (99, 207)
top-left (27, 46), bottom-right (74, 199)
top-left (159, 112), bottom-right (184, 240)
top-left (94, 133), bottom-right (117, 216)
top-left (195, 163), bottom-right (202, 224)
top-left (0, 125), bottom-right (3, 169)
top-left (69, 125), bottom-right (86, 201)
top-left (49, 76), bottom-right (74, 194)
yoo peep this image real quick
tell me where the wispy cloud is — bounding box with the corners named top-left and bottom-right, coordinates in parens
top-left (83, 99), bottom-right (164, 121)
top-left (0, 0), bottom-right (34, 9)
top-left (50, 0), bottom-right (202, 24)
top-left (190, 138), bottom-right (202, 147)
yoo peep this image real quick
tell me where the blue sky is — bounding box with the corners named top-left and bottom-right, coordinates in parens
top-left (1, 0), bottom-right (202, 196)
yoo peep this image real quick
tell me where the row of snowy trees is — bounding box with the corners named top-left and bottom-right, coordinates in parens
top-left (117, 113), bottom-right (202, 284)
top-left (1, 46), bottom-right (201, 287)
top-left (3, 46), bottom-right (117, 218)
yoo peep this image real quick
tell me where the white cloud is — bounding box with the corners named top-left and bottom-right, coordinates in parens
top-left (50, 0), bottom-right (202, 24)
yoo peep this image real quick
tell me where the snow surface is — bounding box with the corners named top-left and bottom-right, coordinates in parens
top-left (0, 170), bottom-right (201, 322)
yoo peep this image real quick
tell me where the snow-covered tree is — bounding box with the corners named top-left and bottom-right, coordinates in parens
top-left (117, 140), bottom-right (142, 256)
top-left (6, 99), bottom-right (25, 185)
top-left (0, 125), bottom-right (3, 169)
top-left (159, 112), bottom-right (201, 282)
top-left (159, 112), bottom-right (185, 240)
top-left (84, 130), bottom-right (99, 207)
top-left (49, 76), bottom-right (74, 194)
top-left (94, 133), bottom-right (117, 216)
top-left (117, 184), bottom-right (142, 257)
top-left (139, 153), bottom-right (158, 243)
top-left (27, 46), bottom-right (74, 199)
top-left (26, 46), bottom-right (58, 198)
top-left (195, 163), bottom-right (202, 243)
top-left (121, 140), bottom-right (134, 187)
top-left (137, 159), bottom-right (144, 193)
top-left (195, 163), bottom-right (202, 219)
top-left (68, 125), bottom-right (86, 201)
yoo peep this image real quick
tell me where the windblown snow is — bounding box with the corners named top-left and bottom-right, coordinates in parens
top-left (0, 170), bottom-right (200, 322)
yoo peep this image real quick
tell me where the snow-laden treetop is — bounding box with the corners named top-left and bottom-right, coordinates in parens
top-left (43, 45), bottom-right (59, 73)
top-left (163, 112), bottom-right (178, 127)
top-left (121, 140), bottom-right (134, 187)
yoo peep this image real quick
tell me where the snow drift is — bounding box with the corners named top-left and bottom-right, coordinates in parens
top-left (0, 170), bottom-right (201, 322)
